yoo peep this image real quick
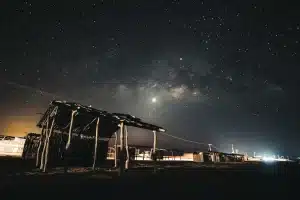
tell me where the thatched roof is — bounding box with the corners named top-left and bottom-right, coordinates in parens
top-left (37, 101), bottom-right (166, 137)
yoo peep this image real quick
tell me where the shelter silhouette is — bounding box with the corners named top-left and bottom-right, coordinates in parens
top-left (22, 100), bottom-right (166, 173)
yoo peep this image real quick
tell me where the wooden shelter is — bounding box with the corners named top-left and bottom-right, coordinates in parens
top-left (22, 100), bottom-right (165, 174)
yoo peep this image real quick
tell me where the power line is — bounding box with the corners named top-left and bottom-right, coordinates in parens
top-left (4, 80), bottom-right (221, 151)
top-left (159, 131), bottom-right (220, 150)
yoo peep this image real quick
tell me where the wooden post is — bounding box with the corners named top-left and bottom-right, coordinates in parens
top-left (40, 116), bottom-right (50, 170)
top-left (64, 110), bottom-right (76, 173)
top-left (125, 125), bottom-right (129, 170)
top-left (22, 134), bottom-right (31, 160)
top-left (92, 117), bottom-right (100, 170)
top-left (59, 131), bottom-right (65, 162)
top-left (66, 110), bottom-right (76, 150)
top-left (208, 144), bottom-right (212, 152)
top-left (43, 117), bottom-right (55, 172)
top-left (153, 130), bottom-right (157, 173)
top-left (153, 130), bottom-right (157, 154)
top-left (118, 121), bottom-right (124, 176)
top-left (114, 131), bottom-right (118, 168)
top-left (36, 127), bottom-right (45, 167)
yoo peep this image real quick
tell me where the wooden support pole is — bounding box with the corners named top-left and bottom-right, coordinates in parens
top-left (36, 127), bottom-right (45, 167)
top-left (114, 131), bottom-right (118, 168)
top-left (40, 116), bottom-right (50, 170)
top-left (66, 110), bottom-right (76, 150)
top-left (118, 121), bottom-right (125, 176)
top-left (43, 117), bottom-right (55, 172)
top-left (153, 130), bottom-right (157, 154)
top-left (153, 130), bottom-right (157, 173)
top-left (22, 135), bottom-right (31, 160)
top-left (59, 132), bottom-right (64, 161)
top-left (120, 122), bottom-right (124, 150)
top-left (92, 117), bottom-right (100, 170)
top-left (208, 144), bottom-right (212, 152)
top-left (64, 110), bottom-right (76, 173)
top-left (125, 125), bottom-right (129, 170)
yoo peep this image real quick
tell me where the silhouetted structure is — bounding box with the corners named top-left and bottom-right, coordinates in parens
top-left (22, 101), bottom-right (166, 174)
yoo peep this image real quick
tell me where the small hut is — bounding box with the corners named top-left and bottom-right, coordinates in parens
top-left (22, 101), bottom-right (166, 173)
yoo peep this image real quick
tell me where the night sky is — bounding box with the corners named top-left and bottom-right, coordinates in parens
top-left (1, 0), bottom-right (299, 156)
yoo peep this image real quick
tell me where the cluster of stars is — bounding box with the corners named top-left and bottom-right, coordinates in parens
top-left (1, 1), bottom-right (298, 122)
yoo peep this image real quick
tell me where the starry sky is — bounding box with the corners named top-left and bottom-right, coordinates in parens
top-left (0, 0), bottom-right (299, 156)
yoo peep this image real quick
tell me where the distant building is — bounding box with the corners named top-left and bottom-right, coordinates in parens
top-left (106, 145), bottom-right (186, 161)
top-left (0, 135), bottom-right (26, 157)
top-left (106, 145), bottom-right (246, 163)
top-left (193, 151), bottom-right (245, 163)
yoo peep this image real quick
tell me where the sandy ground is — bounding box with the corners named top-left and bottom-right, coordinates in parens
top-left (0, 157), bottom-right (299, 199)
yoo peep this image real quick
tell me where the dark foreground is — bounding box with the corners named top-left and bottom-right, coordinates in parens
top-left (0, 157), bottom-right (299, 199)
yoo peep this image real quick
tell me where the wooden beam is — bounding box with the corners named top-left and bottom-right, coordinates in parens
top-left (64, 110), bottom-right (76, 173)
top-left (125, 125), bottom-right (129, 170)
top-left (36, 127), bottom-right (45, 167)
top-left (153, 130), bottom-right (157, 154)
top-left (43, 117), bottom-right (55, 172)
top-left (40, 116), bottom-right (50, 170)
top-left (114, 131), bottom-right (118, 168)
top-left (153, 130), bottom-right (157, 173)
top-left (92, 117), bottom-right (100, 170)
top-left (118, 121), bottom-right (124, 176)
top-left (65, 110), bottom-right (76, 150)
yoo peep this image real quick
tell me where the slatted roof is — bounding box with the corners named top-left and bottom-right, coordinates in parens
top-left (37, 101), bottom-right (166, 137)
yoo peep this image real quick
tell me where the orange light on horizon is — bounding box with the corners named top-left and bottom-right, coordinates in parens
top-left (1, 116), bottom-right (40, 137)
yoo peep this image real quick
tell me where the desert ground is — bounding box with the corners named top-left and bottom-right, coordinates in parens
top-left (0, 157), bottom-right (298, 199)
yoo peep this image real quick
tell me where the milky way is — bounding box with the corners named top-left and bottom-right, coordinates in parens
top-left (0, 0), bottom-right (299, 155)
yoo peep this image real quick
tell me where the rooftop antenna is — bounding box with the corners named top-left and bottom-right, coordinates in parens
top-left (208, 144), bottom-right (212, 152)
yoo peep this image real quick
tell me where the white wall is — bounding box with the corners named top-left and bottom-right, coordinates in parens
top-left (0, 137), bottom-right (25, 157)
